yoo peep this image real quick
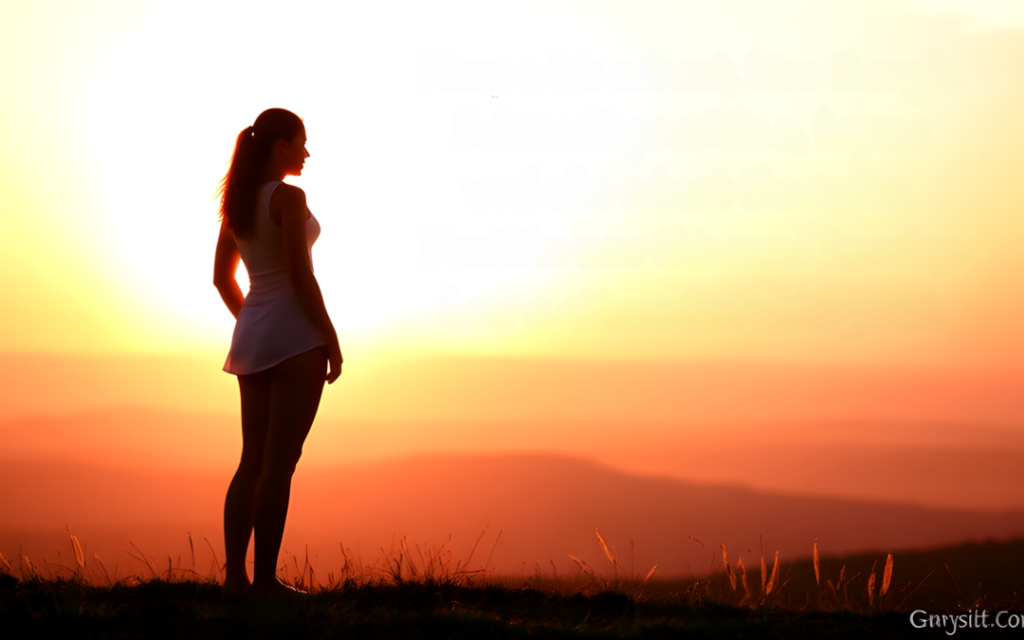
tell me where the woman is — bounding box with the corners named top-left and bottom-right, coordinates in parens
top-left (213, 108), bottom-right (343, 597)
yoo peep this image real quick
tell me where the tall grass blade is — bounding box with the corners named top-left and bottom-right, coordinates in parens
top-left (595, 528), bottom-right (616, 565)
top-left (401, 537), bottom-right (420, 580)
top-left (881, 553), bottom-right (893, 596)
top-left (127, 542), bottom-right (159, 579)
top-left (766, 551), bottom-right (779, 595)
top-left (687, 563), bottom-right (699, 582)
top-left (720, 544), bottom-right (736, 591)
top-left (415, 542), bottom-right (427, 578)
top-left (897, 568), bottom-right (934, 611)
top-left (568, 554), bottom-right (585, 572)
top-left (868, 565), bottom-right (876, 610)
top-left (203, 537), bottom-right (223, 581)
top-left (66, 525), bottom-right (84, 570)
top-left (642, 564), bottom-right (658, 586)
top-left (20, 553), bottom-right (35, 579)
top-left (463, 524), bottom-right (489, 572)
top-left (942, 561), bottom-right (964, 602)
top-left (760, 534), bottom-right (766, 594)
top-left (303, 544), bottom-right (315, 589)
top-left (483, 530), bottom-right (502, 575)
top-left (340, 543), bottom-right (352, 578)
top-left (0, 551), bottom-right (14, 575)
top-left (93, 553), bottom-right (112, 586)
top-left (737, 556), bottom-right (749, 596)
top-left (813, 539), bottom-right (820, 588)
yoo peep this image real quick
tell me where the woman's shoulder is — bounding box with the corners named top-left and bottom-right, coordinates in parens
top-left (271, 182), bottom-right (307, 206)
top-left (273, 182), bottom-right (305, 195)
top-left (269, 182), bottom-right (310, 226)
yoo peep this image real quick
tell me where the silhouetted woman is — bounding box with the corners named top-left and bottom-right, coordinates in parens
top-left (213, 108), bottom-right (342, 597)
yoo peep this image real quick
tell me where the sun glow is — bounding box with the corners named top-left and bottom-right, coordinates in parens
top-left (76, 0), bottom-right (617, 357)
top-left (1, 0), bottom-right (1022, 371)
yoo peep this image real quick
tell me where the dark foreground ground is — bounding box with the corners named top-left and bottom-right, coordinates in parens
top-left (0, 574), bottom-right (956, 640)
top-left (5, 538), bottom-right (1024, 638)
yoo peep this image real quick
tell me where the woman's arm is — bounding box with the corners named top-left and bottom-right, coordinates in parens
top-left (213, 219), bottom-right (245, 319)
top-left (276, 184), bottom-right (343, 383)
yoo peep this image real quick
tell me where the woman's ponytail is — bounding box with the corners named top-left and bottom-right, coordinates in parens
top-left (217, 110), bottom-right (304, 240)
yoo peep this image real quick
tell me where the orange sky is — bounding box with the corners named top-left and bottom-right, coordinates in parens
top-left (2, 0), bottom-right (1023, 574)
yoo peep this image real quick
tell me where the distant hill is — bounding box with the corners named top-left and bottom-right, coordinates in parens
top-left (3, 453), bottom-right (1024, 580)
top-left (4, 405), bottom-right (1024, 511)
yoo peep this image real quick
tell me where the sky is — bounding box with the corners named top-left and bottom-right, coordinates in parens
top-left (1, 0), bottom-right (1020, 366)
top-left (2, 0), bottom-right (1020, 417)
top-left (1, 0), bottom-right (1023, 575)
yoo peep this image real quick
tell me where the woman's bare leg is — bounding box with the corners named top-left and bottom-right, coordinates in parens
top-left (222, 368), bottom-right (273, 596)
top-left (251, 347), bottom-right (327, 592)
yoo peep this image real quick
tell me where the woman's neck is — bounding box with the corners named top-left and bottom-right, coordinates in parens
top-left (260, 161), bottom-right (287, 185)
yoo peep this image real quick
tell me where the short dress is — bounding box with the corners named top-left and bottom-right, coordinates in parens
top-left (223, 181), bottom-right (327, 375)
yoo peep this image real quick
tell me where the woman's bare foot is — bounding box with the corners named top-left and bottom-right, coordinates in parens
top-left (220, 579), bottom-right (253, 599)
top-left (251, 576), bottom-right (309, 597)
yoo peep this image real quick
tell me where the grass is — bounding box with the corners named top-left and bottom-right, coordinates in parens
top-left (1, 572), bottom-right (912, 639)
top-left (1, 528), bottom-right (1021, 638)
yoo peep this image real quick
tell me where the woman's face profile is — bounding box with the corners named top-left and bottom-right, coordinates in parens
top-left (281, 132), bottom-right (309, 176)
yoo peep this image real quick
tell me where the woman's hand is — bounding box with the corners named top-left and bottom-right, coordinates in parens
top-left (327, 337), bottom-right (343, 384)
top-left (276, 183), bottom-right (342, 383)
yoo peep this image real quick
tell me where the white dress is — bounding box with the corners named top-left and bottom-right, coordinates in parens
top-left (223, 181), bottom-right (326, 375)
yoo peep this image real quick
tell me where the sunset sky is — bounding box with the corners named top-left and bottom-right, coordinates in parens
top-left (2, 0), bottom-right (1020, 363)
top-left (2, 0), bottom-right (1023, 576)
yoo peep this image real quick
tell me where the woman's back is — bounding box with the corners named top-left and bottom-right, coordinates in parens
top-left (223, 181), bottom-right (326, 375)
top-left (235, 181), bottom-right (320, 277)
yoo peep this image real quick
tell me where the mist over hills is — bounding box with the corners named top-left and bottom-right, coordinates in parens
top-left (5, 405), bottom-right (1024, 511)
top-left (3, 452), bottom-right (1023, 579)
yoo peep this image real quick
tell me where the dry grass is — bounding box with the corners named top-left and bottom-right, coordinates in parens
top-left (0, 525), bottom-right (1003, 616)
top-left (668, 536), bottom-right (932, 614)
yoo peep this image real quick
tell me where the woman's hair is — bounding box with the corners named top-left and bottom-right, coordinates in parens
top-left (217, 108), bottom-right (305, 240)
